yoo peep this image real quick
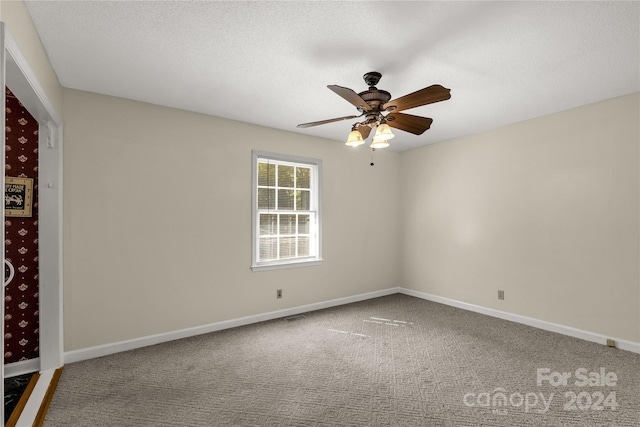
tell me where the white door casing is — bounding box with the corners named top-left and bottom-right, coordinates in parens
top-left (1, 22), bottom-right (64, 423)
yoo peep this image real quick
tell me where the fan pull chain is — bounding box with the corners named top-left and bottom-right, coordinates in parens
top-left (370, 148), bottom-right (375, 166)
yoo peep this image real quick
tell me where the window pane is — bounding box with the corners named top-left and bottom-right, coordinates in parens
top-left (298, 214), bottom-right (309, 234)
top-left (259, 214), bottom-right (277, 235)
top-left (279, 237), bottom-right (296, 258)
top-left (259, 237), bottom-right (278, 261)
top-left (258, 188), bottom-right (275, 209)
top-left (278, 189), bottom-right (295, 210)
top-left (296, 190), bottom-right (310, 210)
top-left (296, 167), bottom-right (310, 189)
top-left (280, 214), bottom-right (296, 235)
top-left (258, 162), bottom-right (275, 186)
top-left (278, 165), bottom-right (294, 188)
top-left (253, 153), bottom-right (321, 270)
top-left (298, 237), bottom-right (309, 257)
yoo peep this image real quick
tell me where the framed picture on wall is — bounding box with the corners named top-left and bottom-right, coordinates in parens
top-left (5, 177), bottom-right (34, 217)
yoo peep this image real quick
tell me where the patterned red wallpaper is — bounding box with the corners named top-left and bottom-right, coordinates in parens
top-left (4, 87), bottom-right (40, 364)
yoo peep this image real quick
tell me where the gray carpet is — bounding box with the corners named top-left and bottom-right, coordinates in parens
top-left (44, 294), bottom-right (640, 426)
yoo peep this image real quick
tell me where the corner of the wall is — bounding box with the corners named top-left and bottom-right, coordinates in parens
top-left (398, 287), bottom-right (640, 355)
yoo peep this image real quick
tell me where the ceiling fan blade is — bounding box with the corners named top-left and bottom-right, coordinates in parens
top-left (383, 85), bottom-right (451, 112)
top-left (297, 115), bottom-right (359, 128)
top-left (328, 85), bottom-right (373, 111)
top-left (357, 124), bottom-right (372, 139)
top-left (386, 112), bottom-right (433, 135)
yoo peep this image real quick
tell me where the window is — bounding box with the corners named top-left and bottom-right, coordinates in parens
top-left (251, 151), bottom-right (322, 271)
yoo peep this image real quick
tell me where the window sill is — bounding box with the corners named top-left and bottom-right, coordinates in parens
top-left (251, 259), bottom-right (323, 272)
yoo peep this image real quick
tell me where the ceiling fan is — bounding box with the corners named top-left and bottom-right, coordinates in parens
top-left (297, 71), bottom-right (451, 149)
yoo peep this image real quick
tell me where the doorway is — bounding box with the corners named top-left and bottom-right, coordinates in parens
top-left (3, 87), bottom-right (40, 422)
top-left (1, 23), bottom-right (63, 424)
top-left (4, 87), bottom-right (40, 369)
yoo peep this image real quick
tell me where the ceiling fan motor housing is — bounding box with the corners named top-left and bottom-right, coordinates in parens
top-left (357, 89), bottom-right (391, 108)
top-left (358, 72), bottom-right (391, 112)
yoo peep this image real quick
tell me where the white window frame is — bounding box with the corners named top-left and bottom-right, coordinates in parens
top-left (251, 150), bottom-right (323, 271)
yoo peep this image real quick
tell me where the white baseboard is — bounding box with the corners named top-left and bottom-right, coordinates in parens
top-left (399, 288), bottom-right (640, 354)
top-left (4, 358), bottom-right (40, 377)
top-left (65, 287), bottom-right (402, 364)
top-left (64, 285), bottom-right (639, 364)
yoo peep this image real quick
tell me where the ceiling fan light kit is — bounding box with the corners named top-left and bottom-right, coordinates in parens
top-left (372, 123), bottom-right (395, 141)
top-left (370, 136), bottom-right (390, 149)
top-left (297, 71), bottom-right (451, 151)
top-left (345, 129), bottom-right (366, 147)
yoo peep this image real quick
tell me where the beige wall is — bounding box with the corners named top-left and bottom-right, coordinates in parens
top-left (0, 0), bottom-right (63, 113)
top-left (62, 89), bottom-right (401, 351)
top-left (400, 93), bottom-right (640, 343)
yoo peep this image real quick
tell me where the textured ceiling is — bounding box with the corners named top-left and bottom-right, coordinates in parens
top-left (24, 1), bottom-right (640, 151)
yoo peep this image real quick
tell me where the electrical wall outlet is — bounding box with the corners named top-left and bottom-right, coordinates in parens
top-left (276, 289), bottom-right (282, 299)
top-left (498, 290), bottom-right (505, 300)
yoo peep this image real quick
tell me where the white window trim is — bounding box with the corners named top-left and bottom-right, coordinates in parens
top-left (251, 150), bottom-right (323, 272)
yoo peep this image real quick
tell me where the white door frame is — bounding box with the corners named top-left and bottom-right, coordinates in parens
top-left (1, 21), bottom-right (64, 418)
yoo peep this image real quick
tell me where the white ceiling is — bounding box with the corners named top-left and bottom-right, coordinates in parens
top-left (24, 1), bottom-right (640, 152)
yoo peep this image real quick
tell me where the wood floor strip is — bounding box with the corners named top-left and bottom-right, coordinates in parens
top-left (6, 372), bottom-right (41, 427)
top-left (33, 367), bottom-right (64, 427)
